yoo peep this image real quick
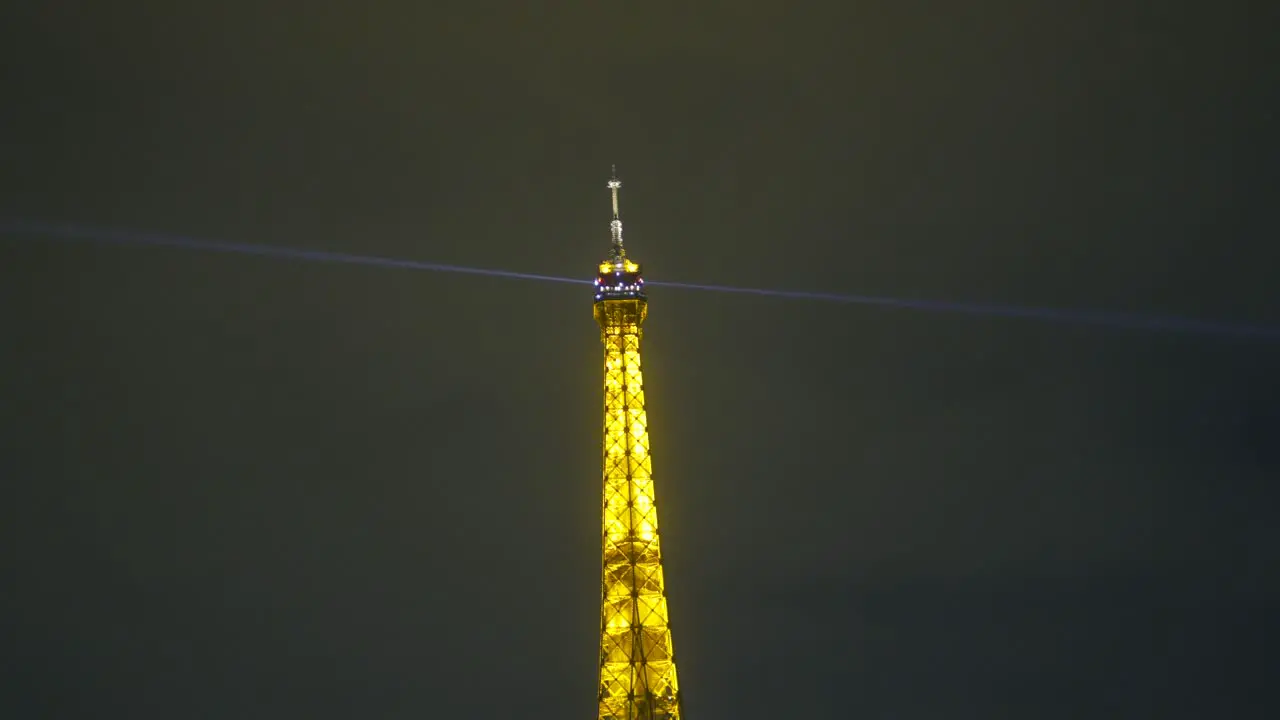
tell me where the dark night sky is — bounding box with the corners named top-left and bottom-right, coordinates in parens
top-left (2, 2), bottom-right (1277, 717)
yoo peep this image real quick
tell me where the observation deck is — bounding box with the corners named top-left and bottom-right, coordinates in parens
top-left (593, 259), bottom-right (646, 303)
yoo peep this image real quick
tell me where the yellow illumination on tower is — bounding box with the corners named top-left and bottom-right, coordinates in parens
top-left (593, 169), bottom-right (684, 720)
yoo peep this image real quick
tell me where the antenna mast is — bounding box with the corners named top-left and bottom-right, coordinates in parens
top-left (608, 166), bottom-right (625, 263)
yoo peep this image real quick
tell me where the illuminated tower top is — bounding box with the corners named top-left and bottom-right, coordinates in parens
top-left (590, 169), bottom-right (683, 720)
top-left (595, 166), bottom-right (645, 305)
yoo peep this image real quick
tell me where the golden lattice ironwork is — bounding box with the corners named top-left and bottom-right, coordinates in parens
top-left (591, 170), bottom-right (683, 720)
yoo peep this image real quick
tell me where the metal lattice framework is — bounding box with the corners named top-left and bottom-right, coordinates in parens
top-left (592, 170), bottom-right (684, 720)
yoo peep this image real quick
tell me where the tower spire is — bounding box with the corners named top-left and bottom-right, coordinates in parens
top-left (608, 166), bottom-right (625, 263)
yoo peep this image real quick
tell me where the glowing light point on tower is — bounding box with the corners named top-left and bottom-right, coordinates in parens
top-left (592, 168), bottom-right (684, 720)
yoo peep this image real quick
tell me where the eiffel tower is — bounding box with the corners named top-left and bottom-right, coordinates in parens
top-left (591, 168), bottom-right (684, 720)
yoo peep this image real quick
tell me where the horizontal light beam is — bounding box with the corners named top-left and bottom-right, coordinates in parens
top-left (3, 220), bottom-right (1276, 341)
